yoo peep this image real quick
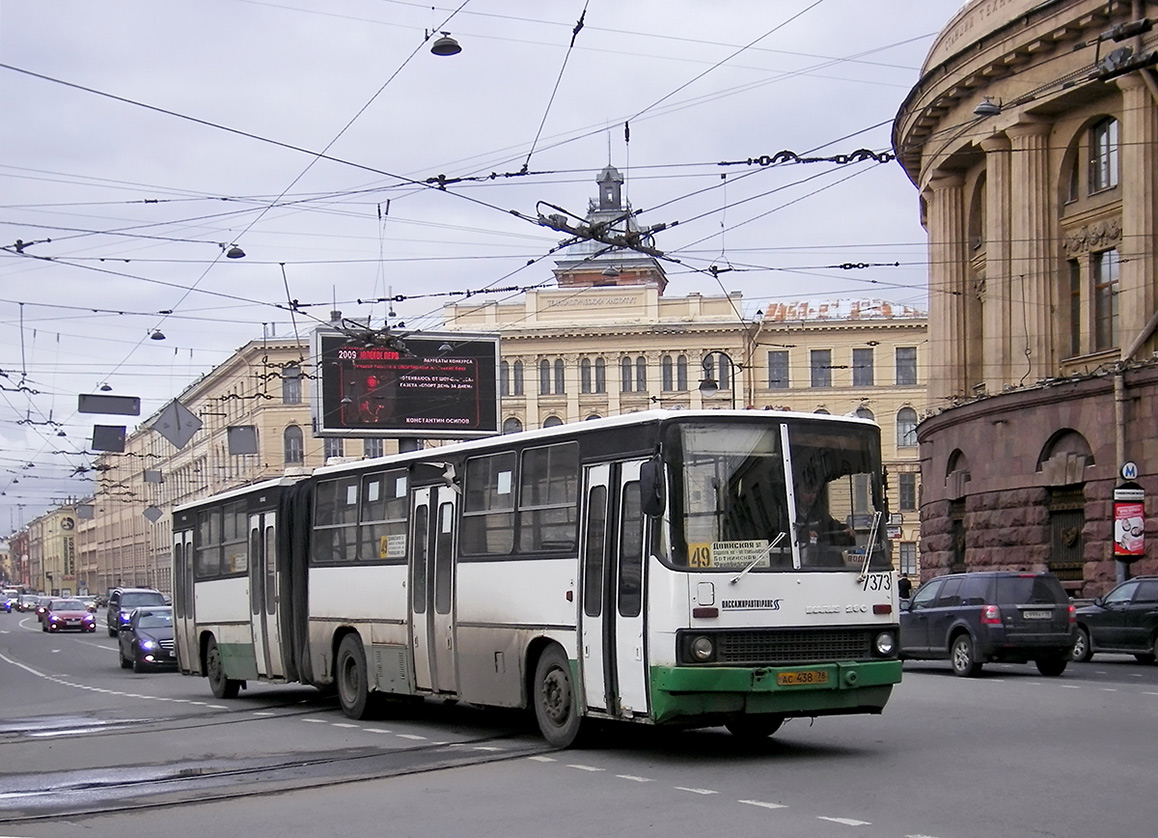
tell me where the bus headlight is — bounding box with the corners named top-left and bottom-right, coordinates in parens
top-left (874, 631), bottom-right (896, 657)
top-left (690, 636), bottom-right (715, 662)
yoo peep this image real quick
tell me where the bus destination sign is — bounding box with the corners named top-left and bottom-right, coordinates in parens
top-left (312, 328), bottom-right (500, 439)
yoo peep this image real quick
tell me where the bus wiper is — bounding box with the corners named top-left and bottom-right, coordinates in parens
top-left (730, 532), bottom-right (786, 585)
top-left (857, 511), bottom-right (883, 581)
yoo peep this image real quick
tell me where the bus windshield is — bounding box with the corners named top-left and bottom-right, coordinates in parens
top-left (667, 420), bottom-right (890, 572)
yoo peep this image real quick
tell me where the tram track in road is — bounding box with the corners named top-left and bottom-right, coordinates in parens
top-left (0, 728), bottom-right (552, 825)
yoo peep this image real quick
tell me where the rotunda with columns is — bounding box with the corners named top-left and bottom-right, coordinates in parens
top-left (894, 0), bottom-right (1158, 593)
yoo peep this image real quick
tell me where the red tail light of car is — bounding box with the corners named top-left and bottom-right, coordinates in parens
top-left (1068, 604), bottom-right (1076, 623)
top-left (981, 604), bottom-right (1002, 625)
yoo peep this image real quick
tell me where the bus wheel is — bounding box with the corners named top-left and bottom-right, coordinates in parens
top-left (336, 634), bottom-right (371, 720)
top-left (533, 645), bottom-right (585, 748)
top-left (206, 637), bottom-right (241, 699)
top-left (725, 715), bottom-right (784, 739)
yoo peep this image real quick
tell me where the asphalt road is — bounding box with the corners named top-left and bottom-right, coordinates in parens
top-left (2, 609), bottom-right (1156, 838)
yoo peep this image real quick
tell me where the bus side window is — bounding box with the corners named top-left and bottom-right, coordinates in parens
top-left (618, 482), bottom-right (644, 618)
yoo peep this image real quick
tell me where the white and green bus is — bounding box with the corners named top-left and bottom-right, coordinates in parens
top-left (172, 409), bottom-right (901, 747)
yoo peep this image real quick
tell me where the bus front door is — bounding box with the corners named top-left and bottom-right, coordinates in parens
top-left (410, 486), bottom-right (459, 696)
top-left (249, 511), bottom-right (284, 679)
top-left (580, 460), bottom-right (649, 717)
top-left (173, 529), bottom-right (195, 673)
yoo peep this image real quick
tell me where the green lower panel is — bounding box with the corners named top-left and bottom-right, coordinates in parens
top-left (649, 660), bottom-right (902, 724)
top-left (217, 643), bottom-right (259, 681)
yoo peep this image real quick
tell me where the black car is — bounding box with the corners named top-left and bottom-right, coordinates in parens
top-left (900, 571), bottom-right (1076, 677)
top-left (106, 587), bottom-right (167, 636)
top-left (118, 606), bottom-right (177, 672)
top-left (1072, 576), bottom-right (1158, 663)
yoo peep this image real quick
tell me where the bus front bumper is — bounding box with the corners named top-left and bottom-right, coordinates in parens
top-left (649, 659), bottom-right (902, 724)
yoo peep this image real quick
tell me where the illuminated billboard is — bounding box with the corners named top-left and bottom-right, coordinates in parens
top-left (311, 328), bottom-right (500, 439)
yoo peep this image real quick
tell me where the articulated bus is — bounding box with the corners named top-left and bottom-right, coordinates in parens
top-left (172, 409), bottom-right (902, 747)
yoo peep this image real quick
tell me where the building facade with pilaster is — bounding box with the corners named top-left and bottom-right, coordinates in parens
top-left (894, 0), bottom-right (1158, 594)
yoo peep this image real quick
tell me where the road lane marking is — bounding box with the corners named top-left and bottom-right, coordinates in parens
top-left (818, 816), bottom-right (871, 826)
top-left (739, 799), bottom-right (786, 810)
top-left (528, 756), bottom-right (556, 762)
top-left (567, 764), bottom-right (604, 772)
top-left (675, 787), bottom-right (718, 795)
top-left (616, 775), bottom-right (653, 783)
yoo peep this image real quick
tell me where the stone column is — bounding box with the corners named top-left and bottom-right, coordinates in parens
top-left (980, 133), bottom-right (1013, 389)
top-left (924, 174), bottom-right (968, 405)
top-left (1006, 119), bottom-right (1055, 380)
top-left (1116, 73), bottom-right (1158, 350)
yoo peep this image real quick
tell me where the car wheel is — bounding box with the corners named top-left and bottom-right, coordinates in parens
top-left (725, 715), bottom-right (785, 739)
top-left (533, 644), bottom-right (588, 748)
top-left (108, 625), bottom-right (117, 638)
top-left (335, 634), bottom-right (371, 719)
top-left (1035, 655), bottom-right (1068, 676)
top-left (206, 636), bottom-right (241, 699)
top-left (119, 646), bottom-right (132, 669)
top-left (1072, 626), bottom-right (1093, 662)
top-left (1134, 635), bottom-right (1157, 665)
top-left (132, 652), bottom-right (147, 674)
top-left (951, 634), bottom-right (983, 677)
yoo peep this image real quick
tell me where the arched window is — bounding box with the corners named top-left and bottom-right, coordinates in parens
top-left (580, 358), bottom-right (592, 393)
top-left (897, 408), bottom-right (918, 447)
top-left (502, 416), bottom-right (523, 434)
top-left (283, 425), bottom-right (304, 464)
top-left (554, 359), bottom-right (565, 394)
top-left (856, 407), bottom-right (874, 421)
top-left (1089, 117), bottom-right (1119, 193)
top-left (543, 415), bottom-right (564, 428)
top-left (661, 356), bottom-right (674, 391)
top-left (620, 357), bottom-right (633, 392)
top-left (500, 361), bottom-right (510, 397)
top-left (594, 358), bottom-right (606, 393)
top-left (585, 413), bottom-right (601, 421)
top-left (677, 355), bottom-right (688, 391)
top-left (324, 437), bottom-right (344, 460)
top-left (539, 359), bottom-right (551, 395)
top-left (636, 356), bottom-right (647, 391)
top-left (512, 360), bottom-right (524, 396)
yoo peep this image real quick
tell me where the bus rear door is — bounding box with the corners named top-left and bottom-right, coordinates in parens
top-left (580, 460), bottom-right (649, 717)
top-left (173, 528), bottom-right (196, 672)
top-left (249, 511), bottom-right (284, 679)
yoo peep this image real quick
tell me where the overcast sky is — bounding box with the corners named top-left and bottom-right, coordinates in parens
top-left (0, 0), bottom-right (966, 531)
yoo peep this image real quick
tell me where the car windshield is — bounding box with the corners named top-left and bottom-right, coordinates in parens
top-left (121, 592), bottom-right (166, 608)
top-left (138, 613), bottom-right (172, 629)
top-left (53, 600), bottom-right (86, 610)
top-left (664, 419), bottom-right (890, 572)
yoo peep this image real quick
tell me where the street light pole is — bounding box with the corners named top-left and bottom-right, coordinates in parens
top-left (698, 350), bottom-right (738, 409)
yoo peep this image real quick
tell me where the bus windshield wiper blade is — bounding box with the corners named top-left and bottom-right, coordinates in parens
top-left (730, 532), bottom-right (785, 585)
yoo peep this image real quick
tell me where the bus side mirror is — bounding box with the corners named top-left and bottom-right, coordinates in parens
top-left (639, 458), bottom-right (665, 517)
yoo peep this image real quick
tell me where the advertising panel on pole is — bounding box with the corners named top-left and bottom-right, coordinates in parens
top-left (1113, 479), bottom-right (1145, 561)
top-left (311, 327), bottom-right (500, 439)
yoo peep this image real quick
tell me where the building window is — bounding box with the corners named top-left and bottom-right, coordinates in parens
top-left (852, 347), bottom-right (874, 387)
top-left (898, 541), bottom-right (917, 576)
top-left (620, 357), bottom-right (632, 392)
top-left (1089, 117), bottom-right (1119, 193)
top-left (898, 472), bottom-right (917, 511)
top-left (283, 426), bottom-right (304, 464)
top-left (855, 407), bottom-right (874, 421)
top-left (704, 352), bottom-right (732, 390)
top-left (767, 350), bottom-right (789, 389)
top-left (282, 365), bottom-right (302, 404)
top-left (500, 361), bottom-right (510, 396)
top-left (363, 438), bottom-right (384, 458)
top-left (662, 356), bottom-right (674, 391)
top-left (512, 360), bottom-right (524, 396)
top-left (539, 360), bottom-right (551, 395)
top-left (1068, 259), bottom-right (1081, 357)
top-left (897, 407), bottom-right (918, 447)
top-left (635, 357), bottom-right (647, 391)
top-left (594, 358), bottom-right (606, 393)
top-left (543, 415), bottom-right (564, 428)
top-left (810, 350), bottom-right (831, 388)
top-left (1093, 248), bottom-right (1120, 351)
top-left (554, 359), bottom-right (565, 394)
top-left (895, 347), bottom-right (917, 386)
top-left (324, 438), bottom-right (344, 460)
top-left (677, 355), bottom-right (687, 391)
top-left (580, 358), bottom-right (592, 393)
top-left (502, 416), bottom-right (523, 434)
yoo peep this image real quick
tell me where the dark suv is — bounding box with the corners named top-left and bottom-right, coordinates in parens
top-left (1072, 576), bottom-right (1158, 663)
top-left (900, 571), bottom-right (1076, 677)
top-left (106, 587), bottom-right (167, 637)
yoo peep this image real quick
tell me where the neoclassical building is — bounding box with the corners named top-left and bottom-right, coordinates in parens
top-left (894, 0), bottom-right (1158, 593)
top-left (16, 167), bottom-right (930, 594)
